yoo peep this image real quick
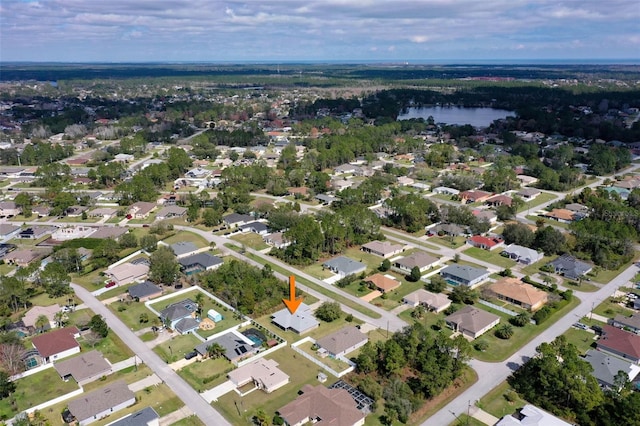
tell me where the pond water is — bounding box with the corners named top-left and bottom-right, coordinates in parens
top-left (398, 106), bottom-right (515, 127)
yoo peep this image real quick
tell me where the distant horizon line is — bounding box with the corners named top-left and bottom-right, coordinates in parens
top-left (1, 58), bottom-right (639, 66)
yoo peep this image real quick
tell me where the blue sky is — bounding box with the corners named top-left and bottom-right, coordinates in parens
top-left (1, 0), bottom-right (639, 63)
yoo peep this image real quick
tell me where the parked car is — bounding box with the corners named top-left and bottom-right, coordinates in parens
top-left (105, 281), bottom-right (116, 288)
top-left (184, 351), bottom-right (198, 360)
top-left (573, 323), bottom-right (589, 330)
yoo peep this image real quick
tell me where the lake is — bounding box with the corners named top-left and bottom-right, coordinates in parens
top-left (397, 106), bottom-right (515, 127)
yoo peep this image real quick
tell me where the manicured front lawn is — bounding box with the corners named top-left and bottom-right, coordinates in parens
top-left (520, 256), bottom-right (555, 276)
top-left (562, 327), bottom-right (598, 355)
top-left (153, 333), bottom-right (202, 363)
top-left (429, 235), bottom-right (468, 249)
top-left (0, 368), bottom-right (79, 420)
top-left (78, 330), bottom-right (134, 363)
top-left (169, 416), bottom-right (206, 426)
top-left (589, 259), bottom-right (638, 284)
top-left (463, 247), bottom-right (516, 269)
top-left (478, 380), bottom-right (527, 419)
top-left (82, 365), bottom-right (153, 393)
top-left (593, 297), bottom-right (635, 319)
top-left (214, 347), bottom-right (334, 425)
top-left (525, 215), bottom-right (569, 229)
top-left (517, 192), bottom-right (558, 213)
top-left (302, 262), bottom-right (335, 279)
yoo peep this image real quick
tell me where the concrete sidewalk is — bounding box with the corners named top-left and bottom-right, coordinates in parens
top-left (470, 406), bottom-right (500, 425)
top-left (159, 406), bottom-right (195, 425)
top-left (129, 373), bottom-right (162, 392)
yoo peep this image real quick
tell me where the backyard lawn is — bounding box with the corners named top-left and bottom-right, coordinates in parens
top-left (429, 235), bottom-right (468, 249)
top-left (0, 368), bottom-right (79, 420)
top-left (302, 262), bottom-right (335, 279)
top-left (463, 247), bottom-right (516, 269)
top-left (296, 340), bottom-right (350, 373)
top-left (520, 256), bottom-right (556, 276)
top-left (109, 299), bottom-right (157, 331)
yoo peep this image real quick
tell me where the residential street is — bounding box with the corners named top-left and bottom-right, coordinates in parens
top-left (70, 284), bottom-right (232, 426)
top-left (422, 263), bottom-right (639, 425)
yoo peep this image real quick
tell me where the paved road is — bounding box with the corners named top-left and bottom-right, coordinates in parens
top-left (422, 263), bottom-right (638, 425)
top-left (71, 283), bottom-right (232, 426)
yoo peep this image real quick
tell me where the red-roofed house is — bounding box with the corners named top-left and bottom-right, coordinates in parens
top-left (31, 326), bottom-right (80, 364)
top-left (460, 190), bottom-right (492, 204)
top-left (467, 235), bottom-right (504, 251)
top-left (598, 325), bottom-right (640, 364)
top-left (485, 194), bottom-right (513, 207)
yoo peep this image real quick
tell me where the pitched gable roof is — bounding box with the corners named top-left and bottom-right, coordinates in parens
top-left (31, 326), bottom-right (79, 358)
top-left (598, 324), bottom-right (640, 360)
top-left (316, 326), bottom-right (368, 356)
top-left (278, 384), bottom-right (366, 426)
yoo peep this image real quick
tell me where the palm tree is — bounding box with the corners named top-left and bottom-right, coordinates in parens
top-left (54, 311), bottom-right (68, 328)
top-left (34, 315), bottom-right (49, 333)
top-left (206, 343), bottom-right (226, 359)
top-left (194, 293), bottom-right (204, 315)
top-left (495, 324), bottom-right (514, 339)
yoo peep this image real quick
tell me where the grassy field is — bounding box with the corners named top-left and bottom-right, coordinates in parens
top-left (178, 357), bottom-right (235, 392)
top-left (517, 192), bottom-right (558, 213)
top-left (234, 248), bottom-right (382, 319)
top-left (0, 368), bottom-right (79, 420)
top-left (297, 340), bottom-right (350, 373)
top-left (562, 327), bottom-right (598, 355)
top-left (463, 247), bottom-right (517, 269)
top-left (162, 230), bottom-right (209, 248)
top-left (593, 297), bottom-right (635, 319)
top-left (230, 232), bottom-right (270, 250)
top-left (213, 347), bottom-right (336, 426)
top-left (525, 215), bottom-right (569, 229)
top-left (449, 415), bottom-right (487, 426)
top-left (110, 299), bottom-right (157, 331)
top-left (78, 330), bottom-right (134, 363)
top-left (478, 380), bottom-right (527, 419)
top-left (82, 365), bottom-right (153, 393)
top-left (302, 262), bottom-right (335, 279)
top-left (153, 333), bottom-right (202, 363)
top-left (589, 258), bottom-right (638, 284)
top-left (520, 256), bottom-right (556, 276)
top-left (563, 279), bottom-right (600, 293)
top-left (169, 416), bottom-right (206, 426)
top-left (429, 235), bottom-right (468, 249)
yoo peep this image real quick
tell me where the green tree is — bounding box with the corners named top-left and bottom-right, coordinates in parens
top-left (35, 314), bottom-right (49, 333)
top-left (282, 215), bottom-right (323, 264)
top-left (408, 266), bottom-right (422, 282)
top-left (379, 258), bottom-right (391, 272)
top-left (39, 262), bottom-right (71, 297)
top-left (89, 314), bottom-right (109, 338)
top-left (149, 246), bottom-right (180, 285)
top-left (495, 324), bottom-right (514, 339)
top-left (206, 342), bottom-right (226, 359)
top-left (139, 313), bottom-right (149, 324)
top-left (140, 234), bottom-right (158, 252)
top-left (533, 226), bottom-right (566, 255)
top-left (119, 232), bottom-right (138, 249)
top-left (425, 274), bottom-right (447, 293)
top-left (0, 371), bottom-right (16, 398)
top-left (510, 312), bottom-right (531, 327)
top-left (449, 285), bottom-right (479, 305)
top-left (502, 222), bottom-right (535, 247)
top-left (315, 302), bottom-right (342, 322)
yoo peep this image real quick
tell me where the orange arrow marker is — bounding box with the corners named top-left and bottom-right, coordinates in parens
top-left (283, 275), bottom-right (303, 314)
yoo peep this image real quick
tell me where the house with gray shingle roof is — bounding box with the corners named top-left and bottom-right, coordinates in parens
top-left (316, 326), bottom-right (368, 358)
top-left (178, 252), bottom-right (223, 275)
top-left (195, 330), bottom-right (258, 363)
top-left (323, 256), bottom-right (366, 278)
top-left (392, 252), bottom-right (440, 273)
top-left (106, 407), bottom-right (159, 426)
top-left (159, 299), bottom-right (197, 331)
top-left (501, 244), bottom-right (543, 265)
top-left (547, 254), bottom-right (592, 281)
top-left (439, 264), bottom-right (490, 289)
top-left (170, 241), bottom-right (198, 258)
top-left (127, 281), bottom-right (162, 302)
top-left (271, 303), bottom-right (319, 335)
top-left (583, 349), bottom-right (640, 389)
top-left (67, 380), bottom-right (135, 426)
top-left (445, 305), bottom-right (500, 339)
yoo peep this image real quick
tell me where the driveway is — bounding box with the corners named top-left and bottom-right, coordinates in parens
top-left (71, 283), bottom-right (232, 426)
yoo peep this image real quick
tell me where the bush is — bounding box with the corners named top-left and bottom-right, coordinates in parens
top-left (315, 302), bottom-right (342, 322)
top-left (474, 340), bottom-right (489, 352)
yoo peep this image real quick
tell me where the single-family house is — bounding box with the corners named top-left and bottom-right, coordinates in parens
top-left (170, 241), bottom-right (199, 258)
top-left (223, 213), bottom-right (254, 228)
top-left (18, 225), bottom-right (56, 239)
top-left (155, 205), bottom-right (187, 220)
top-left (104, 262), bottom-right (149, 286)
top-left (360, 240), bottom-right (404, 258)
top-left (427, 223), bottom-right (465, 237)
top-left (365, 274), bottom-right (401, 293)
top-left (403, 289), bottom-right (451, 313)
top-left (583, 349), bottom-right (640, 389)
top-left (0, 201), bottom-right (20, 217)
top-left (501, 244), bottom-right (543, 265)
top-left (195, 331), bottom-right (258, 363)
top-left (88, 207), bottom-right (118, 219)
top-left (106, 407), bottom-right (159, 426)
top-left (315, 194), bottom-right (338, 205)
top-left (564, 203), bottom-right (589, 214)
top-left (460, 190), bottom-right (493, 204)
top-left (485, 194), bottom-right (513, 207)
top-left (159, 298), bottom-right (198, 331)
top-left (439, 264), bottom-right (490, 289)
top-left (271, 303), bottom-right (319, 335)
top-left (0, 243), bottom-right (17, 259)
top-left (333, 164), bottom-right (358, 175)
top-left (263, 232), bottom-right (291, 249)
top-left (67, 380), bottom-right (135, 426)
top-left (65, 205), bottom-right (89, 218)
top-left (32, 205), bottom-right (51, 217)
top-left (277, 384), bottom-right (366, 426)
top-left (323, 256), bottom-right (367, 278)
top-left (31, 326), bottom-right (80, 364)
top-left (240, 221), bottom-right (269, 235)
top-left (178, 252), bottom-right (223, 275)
top-left (473, 209), bottom-right (498, 224)
top-left (432, 186), bottom-right (460, 196)
top-left (51, 226), bottom-right (97, 241)
top-left (287, 187), bottom-right (309, 197)
top-left (516, 188), bottom-right (541, 201)
top-left (445, 305), bottom-right (500, 339)
top-left (316, 326), bottom-right (368, 358)
top-left (22, 304), bottom-right (61, 330)
top-left (467, 235), bottom-right (504, 250)
top-left (611, 313), bottom-right (640, 334)
top-left (4, 248), bottom-right (48, 267)
top-left (597, 325), bottom-right (640, 364)
top-left (496, 404), bottom-right (572, 426)
top-left (547, 254), bottom-right (593, 281)
top-left (227, 358), bottom-right (289, 393)
top-left (542, 208), bottom-right (576, 223)
top-left (392, 251), bottom-right (439, 274)
top-left (0, 224), bottom-right (20, 239)
top-left (487, 277), bottom-right (549, 312)
top-left (54, 350), bottom-right (112, 385)
top-left (113, 153), bottom-right (135, 163)
top-left (127, 281), bottom-right (162, 302)
top-left (128, 202), bottom-right (156, 219)
top-left (516, 175), bottom-right (539, 186)
top-left (89, 226), bottom-right (128, 240)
